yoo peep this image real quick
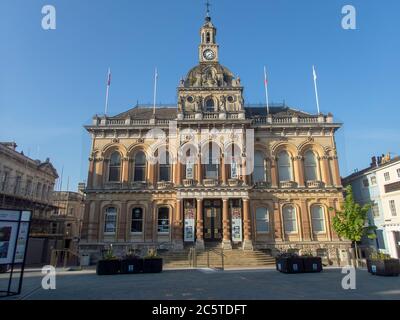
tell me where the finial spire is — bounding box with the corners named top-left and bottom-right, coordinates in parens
top-left (205, 0), bottom-right (211, 18)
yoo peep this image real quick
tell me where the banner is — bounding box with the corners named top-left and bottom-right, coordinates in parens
top-left (186, 163), bottom-right (194, 179)
top-left (231, 208), bottom-right (242, 243)
top-left (184, 208), bottom-right (195, 242)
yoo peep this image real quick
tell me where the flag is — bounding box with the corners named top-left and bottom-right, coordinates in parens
top-left (107, 69), bottom-right (111, 86)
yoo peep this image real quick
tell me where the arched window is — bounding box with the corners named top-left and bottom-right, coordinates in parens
top-left (311, 205), bottom-right (325, 233)
top-left (104, 207), bottom-right (117, 234)
top-left (283, 205), bottom-right (297, 233)
top-left (204, 143), bottom-right (219, 179)
top-left (205, 99), bottom-right (215, 112)
top-left (256, 207), bottom-right (269, 232)
top-left (254, 151), bottom-right (265, 182)
top-left (109, 152), bottom-right (121, 182)
top-left (134, 151), bottom-right (146, 182)
top-left (304, 150), bottom-right (318, 181)
top-left (159, 151), bottom-right (171, 182)
top-left (131, 207), bottom-right (143, 233)
top-left (206, 32), bottom-right (210, 43)
top-left (278, 151), bottom-right (293, 181)
top-left (157, 207), bottom-right (170, 233)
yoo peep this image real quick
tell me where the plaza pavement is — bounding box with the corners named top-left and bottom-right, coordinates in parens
top-left (1, 267), bottom-right (399, 300)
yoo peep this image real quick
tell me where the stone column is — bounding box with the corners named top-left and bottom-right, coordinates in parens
top-left (196, 198), bottom-right (204, 249)
top-left (221, 156), bottom-right (227, 185)
top-left (242, 199), bottom-right (253, 250)
top-left (122, 157), bottom-right (129, 185)
top-left (241, 159), bottom-right (248, 186)
top-left (331, 156), bottom-right (342, 187)
top-left (222, 199), bottom-right (232, 249)
top-left (322, 156), bottom-right (332, 186)
top-left (196, 154), bottom-right (203, 186)
top-left (96, 158), bottom-right (105, 187)
top-left (300, 200), bottom-right (311, 241)
top-left (270, 157), bottom-right (278, 188)
top-left (173, 199), bottom-right (184, 250)
top-left (273, 202), bottom-right (283, 241)
top-left (148, 163), bottom-right (155, 188)
top-left (117, 202), bottom-right (127, 242)
top-left (87, 158), bottom-right (95, 189)
top-left (295, 156), bottom-right (305, 187)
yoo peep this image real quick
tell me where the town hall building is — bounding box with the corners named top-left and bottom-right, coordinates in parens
top-left (80, 12), bottom-right (350, 265)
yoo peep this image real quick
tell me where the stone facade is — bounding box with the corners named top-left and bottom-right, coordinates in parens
top-left (80, 14), bottom-right (351, 265)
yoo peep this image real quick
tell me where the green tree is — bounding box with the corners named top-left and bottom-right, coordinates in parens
top-left (330, 185), bottom-right (376, 267)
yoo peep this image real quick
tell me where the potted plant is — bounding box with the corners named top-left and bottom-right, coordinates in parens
top-left (367, 251), bottom-right (400, 277)
top-left (96, 245), bottom-right (120, 275)
top-left (143, 248), bottom-right (163, 273)
top-left (301, 251), bottom-right (323, 273)
top-left (275, 252), bottom-right (304, 274)
top-left (120, 248), bottom-right (143, 274)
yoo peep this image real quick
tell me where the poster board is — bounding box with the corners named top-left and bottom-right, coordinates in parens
top-left (184, 207), bottom-right (195, 242)
top-left (231, 208), bottom-right (242, 243)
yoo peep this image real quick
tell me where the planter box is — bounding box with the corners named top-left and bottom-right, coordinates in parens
top-left (120, 258), bottom-right (143, 274)
top-left (367, 259), bottom-right (400, 276)
top-left (143, 258), bottom-right (163, 273)
top-left (276, 257), bottom-right (304, 274)
top-left (302, 257), bottom-right (323, 273)
top-left (96, 259), bottom-right (120, 275)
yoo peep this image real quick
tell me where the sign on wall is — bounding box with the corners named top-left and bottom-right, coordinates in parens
top-left (186, 163), bottom-right (194, 179)
top-left (0, 210), bottom-right (31, 265)
top-left (231, 208), bottom-right (242, 242)
top-left (184, 208), bottom-right (195, 242)
top-left (231, 160), bottom-right (238, 179)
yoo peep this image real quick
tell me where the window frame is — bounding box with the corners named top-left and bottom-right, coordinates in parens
top-left (133, 151), bottom-right (147, 182)
top-left (157, 207), bottom-right (170, 234)
top-left (255, 207), bottom-right (270, 233)
top-left (310, 205), bottom-right (326, 233)
top-left (108, 152), bottom-right (122, 182)
top-left (278, 151), bottom-right (293, 182)
top-left (304, 150), bottom-right (318, 182)
top-left (104, 207), bottom-right (117, 235)
top-left (384, 172), bottom-right (390, 181)
top-left (131, 207), bottom-right (144, 234)
top-left (282, 205), bottom-right (297, 234)
top-left (253, 151), bottom-right (266, 183)
top-left (389, 200), bottom-right (397, 217)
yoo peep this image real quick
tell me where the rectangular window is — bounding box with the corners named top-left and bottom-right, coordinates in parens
top-left (14, 176), bottom-right (22, 194)
top-left (389, 200), bottom-right (397, 216)
top-left (362, 179), bottom-right (369, 188)
top-left (384, 172), bottom-right (390, 181)
top-left (371, 204), bottom-right (380, 217)
top-left (157, 207), bottom-right (170, 233)
top-left (25, 180), bottom-right (32, 196)
top-left (134, 166), bottom-right (145, 182)
top-left (311, 206), bottom-right (325, 233)
top-left (370, 176), bottom-right (377, 185)
top-left (205, 164), bottom-right (218, 179)
top-left (104, 208), bottom-right (117, 234)
top-left (256, 207), bottom-right (269, 232)
top-left (397, 168), bottom-right (400, 178)
top-left (131, 208), bottom-right (143, 233)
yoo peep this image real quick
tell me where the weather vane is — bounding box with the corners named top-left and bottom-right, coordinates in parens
top-left (205, 0), bottom-right (211, 17)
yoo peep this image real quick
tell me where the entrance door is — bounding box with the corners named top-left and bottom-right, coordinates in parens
top-left (203, 200), bottom-right (222, 242)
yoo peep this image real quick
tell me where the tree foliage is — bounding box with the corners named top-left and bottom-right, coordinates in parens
top-left (331, 185), bottom-right (377, 242)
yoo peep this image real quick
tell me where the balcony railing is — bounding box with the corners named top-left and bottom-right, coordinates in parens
top-left (203, 179), bottom-right (218, 187)
top-left (182, 179), bottom-right (195, 187)
top-left (279, 181), bottom-right (297, 188)
top-left (306, 180), bottom-right (324, 188)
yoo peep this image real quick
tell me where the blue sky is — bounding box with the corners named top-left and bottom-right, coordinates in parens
top-left (1, 0), bottom-right (399, 191)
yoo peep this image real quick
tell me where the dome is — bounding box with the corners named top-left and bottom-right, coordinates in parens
top-left (182, 63), bottom-right (241, 88)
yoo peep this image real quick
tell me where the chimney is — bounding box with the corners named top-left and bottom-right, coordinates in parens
top-left (370, 156), bottom-right (377, 167)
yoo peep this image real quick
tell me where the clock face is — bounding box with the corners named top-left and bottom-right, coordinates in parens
top-left (203, 49), bottom-right (215, 60)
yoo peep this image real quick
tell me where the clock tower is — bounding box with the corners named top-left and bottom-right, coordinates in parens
top-left (199, 15), bottom-right (219, 63)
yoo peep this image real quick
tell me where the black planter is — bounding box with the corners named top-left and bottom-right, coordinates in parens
top-left (143, 258), bottom-right (163, 273)
top-left (276, 257), bottom-right (304, 273)
top-left (367, 259), bottom-right (400, 276)
top-left (120, 258), bottom-right (143, 274)
top-left (302, 257), bottom-right (323, 273)
top-left (96, 259), bottom-right (121, 275)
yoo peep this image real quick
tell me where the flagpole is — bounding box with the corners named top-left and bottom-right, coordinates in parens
top-left (104, 68), bottom-right (111, 115)
top-left (313, 65), bottom-right (320, 114)
top-left (153, 67), bottom-right (158, 116)
top-left (264, 66), bottom-right (269, 115)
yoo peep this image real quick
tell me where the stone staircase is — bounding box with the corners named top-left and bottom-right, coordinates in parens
top-left (158, 246), bottom-right (276, 269)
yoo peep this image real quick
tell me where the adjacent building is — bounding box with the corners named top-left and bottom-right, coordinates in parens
top-left (0, 141), bottom-right (61, 264)
top-left (343, 154), bottom-right (400, 259)
top-left (80, 13), bottom-right (350, 265)
top-left (51, 190), bottom-right (85, 252)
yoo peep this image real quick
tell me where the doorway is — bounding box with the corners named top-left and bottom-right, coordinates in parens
top-left (203, 199), bottom-right (222, 242)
